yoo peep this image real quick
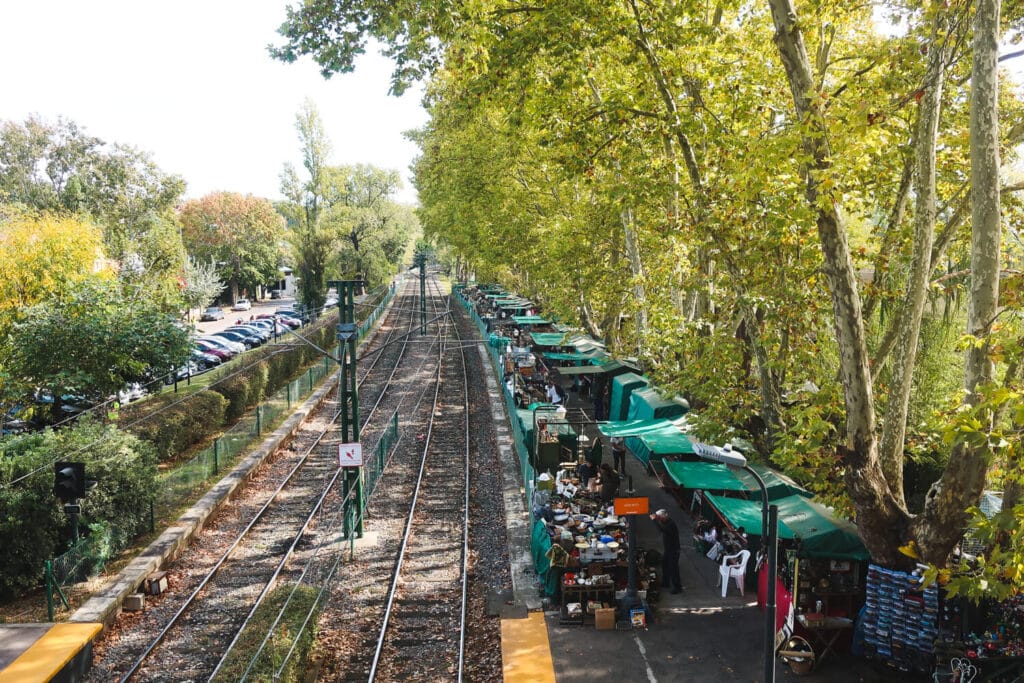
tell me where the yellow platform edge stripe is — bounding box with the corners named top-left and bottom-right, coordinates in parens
top-left (501, 612), bottom-right (556, 683)
top-left (1, 623), bottom-right (102, 682)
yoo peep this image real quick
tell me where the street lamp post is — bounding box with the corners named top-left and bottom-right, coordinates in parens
top-left (695, 443), bottom-right (777, 683)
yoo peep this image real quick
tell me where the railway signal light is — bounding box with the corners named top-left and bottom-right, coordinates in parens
top-left (54, 462), bottom-right (86, 501)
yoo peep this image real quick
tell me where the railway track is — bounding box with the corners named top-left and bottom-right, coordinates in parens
top-left (87, 276), bottom-right (437, 682)
top-left (87, 271), bottom-right (509, 683)
top-left (368, 281), bottom-right (470, 681)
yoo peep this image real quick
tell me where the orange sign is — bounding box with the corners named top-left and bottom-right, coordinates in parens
top-left (614, 497), bottom-right (649, 516)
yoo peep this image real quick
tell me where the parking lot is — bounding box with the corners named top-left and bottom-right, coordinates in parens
top-left (190, 296), bottom-right (298, 337)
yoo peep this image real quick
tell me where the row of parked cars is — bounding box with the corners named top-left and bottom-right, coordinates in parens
top-left (184, 308), bottom-right (306, 377)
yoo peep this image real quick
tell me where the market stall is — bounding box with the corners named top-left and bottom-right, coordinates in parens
top-left (610, 372), bottom-right (650, 421)
top-left (625, 424), bottom-right (698, 470)
top-left (661, 460), bottom-right (811, 513)
top-left (530, 478), bottom-right (657, 627)
top-left (627, 386), bottom-right (690, 421)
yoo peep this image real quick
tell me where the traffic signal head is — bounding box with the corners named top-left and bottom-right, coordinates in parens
top-left (54, 462), bottom-right (86, 501)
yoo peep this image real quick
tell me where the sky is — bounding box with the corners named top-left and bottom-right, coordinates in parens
top-left (0, 0), bottom-right (428, 204)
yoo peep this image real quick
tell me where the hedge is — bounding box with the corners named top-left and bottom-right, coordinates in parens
top-left (0, 420), bottom-right (158, 599)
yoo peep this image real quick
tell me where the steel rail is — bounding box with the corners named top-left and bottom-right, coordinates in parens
top-left (117, 278), bottom-right (418, 681)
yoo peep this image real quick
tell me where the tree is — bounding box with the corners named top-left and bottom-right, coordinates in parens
top-left (0, 209), bottom-right (110, 326)
top-left (279, 101), bottom-right (337, 312)
top-left (178, 192), bottom-right (285, 303)
top-left (5, 278), bottom-right (192, 406)
top-left (274, 0), bottom-right (1024, 573)
top-left (0, 115), bottom-right (186, 261)
top-left (321, 164), bottom-right (414, 289)
top-left (181, 256), bottom-right (227, 318)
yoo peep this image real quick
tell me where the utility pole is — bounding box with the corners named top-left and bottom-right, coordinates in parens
top-left (415, 252), bottom-right (427, 334)
top-left (329, 279), bottom-right (364, 537)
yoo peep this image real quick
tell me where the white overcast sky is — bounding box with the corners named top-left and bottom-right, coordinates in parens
top-left (0, 0), bottom-right (428, 204)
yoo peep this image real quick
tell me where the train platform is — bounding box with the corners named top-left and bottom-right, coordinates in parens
top-left (0, 622), bottom-right (101, 682)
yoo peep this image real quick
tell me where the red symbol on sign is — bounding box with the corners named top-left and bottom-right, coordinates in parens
top-left (339, 442), bottom-right (363, 467)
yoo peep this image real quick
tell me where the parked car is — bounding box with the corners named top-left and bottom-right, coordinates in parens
top-left (248, 319), bottom-right (287, 336)
top-left (117, 383), bottom-right (147, 404)
top-left (232, 298), bottom-right (251, 311)
top-left (269, 289), bottom-right (283, 299)
top-left (226, 325), bottom-right (270, 344)
top-left (198, 335), bottom-right (245, 355)
top-left (200, 306), bottom-right (225, 321)
top-left (194, 339), bottom-right (234, 360)
top-left (192, 349), bottom-right (222, 370)
top-left (256, 313), bottom-right (298, 330)
top-left (207, 330), bottom-right (258, 349)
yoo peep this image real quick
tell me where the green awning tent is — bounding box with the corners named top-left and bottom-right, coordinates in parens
top-left (542, 351), bottom-right (594, 363)
top-left (663, 461), bottom-right (811, 501)
top-left (597, 417), bottom-right (686, 438)
top-left (704, 493), bottom-right (869, 560)
top-left (610, 372), bottom-right (650, 421)
top-left (627, 386), bottom-right (689, 421)
top-left (513, 315), bottom-right (552, 325)
top-left (625, 426), bottom-right (698, 467)
top-left (531, 332), bottom-right (569, 347)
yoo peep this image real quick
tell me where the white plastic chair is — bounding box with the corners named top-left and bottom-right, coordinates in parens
top-left (719, 549), bottom-right (751, 597)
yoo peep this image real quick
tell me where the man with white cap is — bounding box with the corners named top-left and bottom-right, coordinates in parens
top-left (651, 508), bottom-right (682, 594)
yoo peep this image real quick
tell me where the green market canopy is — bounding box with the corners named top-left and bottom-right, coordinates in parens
top-left (531, 332), bottom-right (569, 347)
top-left (597, 416), bottom-right (688, 438)
top-left (624, 425), bottom-right (698, 467)
top-left (663, 461), bottom-right (810, 501)
top-left (542, 352), bottom-right (594, 362)
top-left (704, 493), bottom-right (869, 560)
top-left (512, 315), bottom-right (552, 325)
top-left (627, 386), bottom-right (689, 420)
top-left (610, 372), bottom-right (649, 421)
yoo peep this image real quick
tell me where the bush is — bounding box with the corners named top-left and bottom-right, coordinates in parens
top-left (121, 390), bottom-right (228, 461)
top-left (0, 419), bottom-right (158, 600)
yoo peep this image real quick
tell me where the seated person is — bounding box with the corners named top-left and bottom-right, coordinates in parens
top-left (576, 458), bottom-right (595, 488)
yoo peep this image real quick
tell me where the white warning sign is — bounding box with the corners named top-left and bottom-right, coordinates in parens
top-left (338, 442), bottom-right (363, 467)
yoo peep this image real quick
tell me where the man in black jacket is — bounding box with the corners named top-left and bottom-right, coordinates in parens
top-left (651, 508), bottom-right (682, 594)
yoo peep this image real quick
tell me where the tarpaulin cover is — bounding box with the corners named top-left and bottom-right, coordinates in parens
top-left (610, 372), bottom-right (649, 421)
top-left (625, 426), bottom-right (697, 467)
top-left (597, 417), bottom-right (685, 438)
top-left (543, 352), bottom-right (593, 362)
top-left (627, 386), bottom-right (689, 420)
top-left (531, 332), bottom-right (569, 347)
top-left (531, 518), bottom-right (561, 596)
top-left (513, 315), bottom-right (552, 325)
top-left (704, 493), bottom-right (869, 560)
top-left (663, 461), bottom-right (810, 501)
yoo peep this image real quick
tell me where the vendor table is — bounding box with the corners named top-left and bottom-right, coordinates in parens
top-left (560, 583), bottom-right (615, 626)
top-left (796, 615), bottom-right (853, 666)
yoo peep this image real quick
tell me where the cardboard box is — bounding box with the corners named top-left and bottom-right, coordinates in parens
top-left (594, 607), bottom-right (615, 630)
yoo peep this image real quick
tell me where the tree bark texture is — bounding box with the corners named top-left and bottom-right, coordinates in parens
top-left (767, 0), bottom-right (909, 565)
top-left (879, 15), bottom-right (947, 507)
top-left (914, 0), bottom-right (1002, 565)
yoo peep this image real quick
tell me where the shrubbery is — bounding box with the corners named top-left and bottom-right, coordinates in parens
top-left (0, 419), bottom-right (157, 599)
top-left (121, 390), bottom-right (228, 461)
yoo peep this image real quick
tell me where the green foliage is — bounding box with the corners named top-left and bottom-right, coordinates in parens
top-left (0, 419), bottom-right (158, 599)
top-left (210, 583), bottom-right (321, 683)
top-left (178, 192), bottom-right (285, 302)
top-left (4, 278), bottom-right (192, 404)
top-left (0, 115), bottom-right (186, 262)
top-left (120, 389), bottom-right (229, 462)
